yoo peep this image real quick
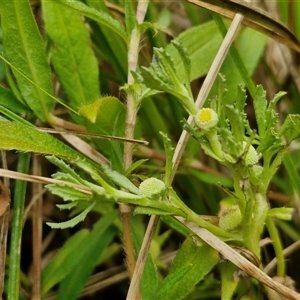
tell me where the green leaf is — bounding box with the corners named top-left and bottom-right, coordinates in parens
top-left (0, 0), bottom-right (55, 121)
top-left (42, 210), bottom-right (118, 295)
top-left (267, 207), bottom-right (294, 220)
top-left (0, 121), bottom-right (79, 159)
top-left (43, 0), bottom-right (100, 107)
top-left (52, 0), bottom-right (128, 43)
top-left (46, 202), bottom-right (96, 229)
top-left (220, 262), bottom-right (239, 299)
top-left (79, 96), bottom-right (124, 129)
top-left (160, 132), bottom-right (174, 187)
top-left (45, 184), bottom-right (91, 202)
top-left (224, 104), bottom-right (244, 146)
top-left (41, 229), bottom-right (90, 294)
top-left (155, 236), bottom-right (218, 300)
top-left (253, 85), bottom-right (267, 136)
top-left (171, 40), bottom-right (191, 83)
top-left (0, 86), bottom-right (31, 114)
top-left (125, 159), bottom-right (148, 176)
top-left (125, 1), bottom-right (135, 35)
top-left (278, 114), bottom-right (300, 145)
top-left (57, 212), bottom-right (118, 300)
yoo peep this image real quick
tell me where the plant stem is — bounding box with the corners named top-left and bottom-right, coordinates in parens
top-left (122, 0), bottom-right (149, 284)
top-left (31, 155), bottom-right (43, 299)
top-left (266, 217), bottom-right (286, 277)
top-left (7, 152), bottom-right (31, 300)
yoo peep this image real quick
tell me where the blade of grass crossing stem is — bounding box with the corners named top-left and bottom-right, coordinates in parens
top-left (7, 153), bottom-right (31, 300)
top-left (283, 154), bottom-right (300, 198)
top-left (0, 1), bottom-right (55, 122)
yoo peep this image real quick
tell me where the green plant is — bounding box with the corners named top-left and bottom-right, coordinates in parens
top-left (0, 1), bottom-right (300, 299)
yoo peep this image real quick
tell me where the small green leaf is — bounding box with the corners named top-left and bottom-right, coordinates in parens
top-left (171, 40), bottom-right (191, 83)
top-left (160, 132), bottom-right (174, 187)
top-left (0, 0), bottom-right (55, 121)
top-left (267, 207), bottom-right (294, 220)
top-left (46, 202), bottom-right (96, 229)
top-left (278, 114), bottom-right (300, 145)
top-left (125, 159), bottom-right (148, 176)
top-left (155, 236), bottom-right (219, 300)
top-left (224, 104), bottom-right (244, 145)
top-left (253, 86), bottom-right (267, 136)
top-left (45, 184), bottom-right (91, 202)
top-left (52, 0), bottom-right (128, 42)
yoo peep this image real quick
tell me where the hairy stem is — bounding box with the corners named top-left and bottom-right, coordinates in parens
top-left (121, 0), bottom-right (149, 286)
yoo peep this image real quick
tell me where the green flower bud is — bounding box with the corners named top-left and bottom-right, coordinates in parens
top-left (139, 178), bottom-right (166, 198)
top-left (194, 108), bottom-right (219, 131)
top-left (219, 205), bottom-right (242, 231)
top-left (243, 142), bottom-right (260, 166)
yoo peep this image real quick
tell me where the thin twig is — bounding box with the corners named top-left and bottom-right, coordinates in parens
top-left (121, 0), bottom-right (150, 290)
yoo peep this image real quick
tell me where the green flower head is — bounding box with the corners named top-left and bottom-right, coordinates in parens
top-left (139, 178), bottom-right (166, 199)
top-left (194, 108), bottom-right (219, 131)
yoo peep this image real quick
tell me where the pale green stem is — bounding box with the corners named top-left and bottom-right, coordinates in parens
top-left (205, 129), bottom-right (224, 160)
top-left (265, 217), bottom-right (286, 277)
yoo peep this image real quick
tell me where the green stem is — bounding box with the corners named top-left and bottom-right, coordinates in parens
top-left (265, 217), bottom-right (286, 277)
top-left (8, 153), bottom-right (31, 300)
top-left (169, 189), bottom-right (239, 240)
top-left (205, 130), bottom-right (224, 160)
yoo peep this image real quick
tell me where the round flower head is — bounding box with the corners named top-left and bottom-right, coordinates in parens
top-left (243, 142), bottom-right (260, 166)
top-left (219, 205), bottom-right (242, 231)
top-left (194, 108), bottom-right (219, 131)
top-left (139, 178), bottom-right (166, 198)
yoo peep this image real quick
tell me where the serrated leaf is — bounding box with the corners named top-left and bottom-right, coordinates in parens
top-left (224, 105), bottom-right (244, 146)
top-left (0, 121), bottom-right (79, 159)
top-left (52, 0), bottom-right (127, 42)
top-left (171, 40), bottom-right (191, 83)
top-left (278, 114), bottom-right (300, 145)
top-left (253, 86), bottom-right (267, 137)
top-left (43, 0), bottom-right (100, 107)
top-left (45, 184), bottom-right (91, 202)
top-left (155, 236), bottom-right (218, 299)
top-left (46, 202), bottom-right (96, 229)
top-left (0, 0), bottom-right (55, 121)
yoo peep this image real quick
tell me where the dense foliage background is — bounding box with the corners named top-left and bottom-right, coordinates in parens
top-left (0, 0), bottom-right (300, 299)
